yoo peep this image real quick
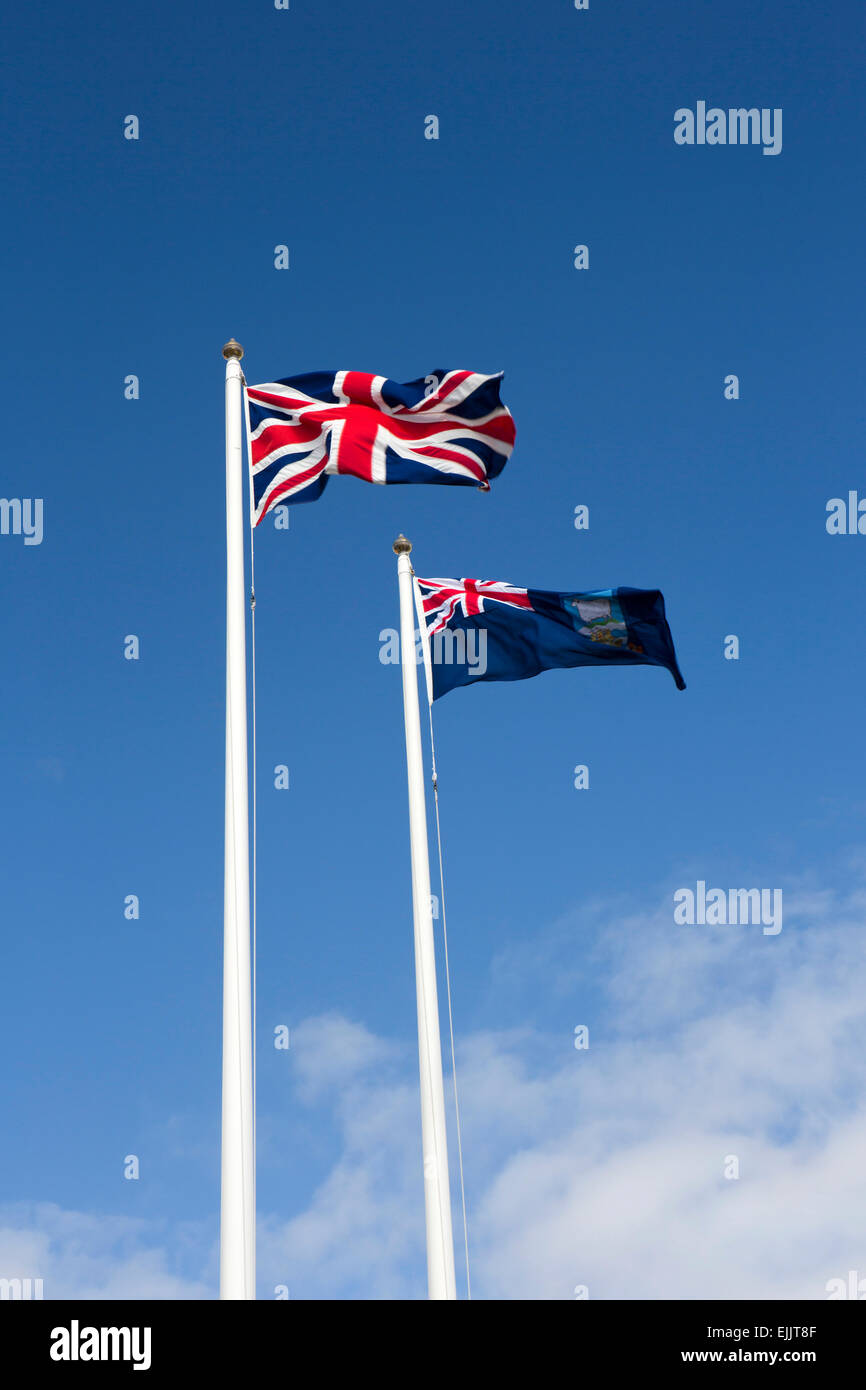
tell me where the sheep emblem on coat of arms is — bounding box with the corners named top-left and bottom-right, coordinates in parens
top-left (565, 595), bottom-right (645, 653)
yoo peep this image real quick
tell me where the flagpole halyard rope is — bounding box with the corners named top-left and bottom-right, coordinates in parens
top-left (426, 701), bottom-right (472, 1300)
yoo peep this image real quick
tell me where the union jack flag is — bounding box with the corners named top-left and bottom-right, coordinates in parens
top-left (415, 577), bottom-right (533, 635)
top-left (246, 369), bottom-right (516, 526)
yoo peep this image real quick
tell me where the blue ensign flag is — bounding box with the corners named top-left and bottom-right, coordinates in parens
top-left (415, 578), bottom-right (686, 699)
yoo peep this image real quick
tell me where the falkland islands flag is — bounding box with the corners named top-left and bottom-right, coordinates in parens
top-left (414, 578), bottom-right (686, 699)
top-left (246, 369), bottom-right (515, 525)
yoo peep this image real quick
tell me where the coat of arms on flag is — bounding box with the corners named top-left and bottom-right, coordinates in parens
top-left (246, 369), bottom-right (516, 525)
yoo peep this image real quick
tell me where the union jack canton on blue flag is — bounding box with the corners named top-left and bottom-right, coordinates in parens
top-left (415, 577), bottom-right (686, 699)
top-left (246, 370), bottom-right (516, 526)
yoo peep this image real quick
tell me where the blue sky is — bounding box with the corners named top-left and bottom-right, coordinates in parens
top-left (1, 0), bottom-right (865, 1299)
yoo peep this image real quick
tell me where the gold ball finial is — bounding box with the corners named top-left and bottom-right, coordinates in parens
top-left (222, 338), bottom-right (244, 360)
top-left (393, 534), bottom-right (412, 555)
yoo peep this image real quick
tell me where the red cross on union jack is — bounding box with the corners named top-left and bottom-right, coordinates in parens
top-left (415, 577), bottom-right (533, 635)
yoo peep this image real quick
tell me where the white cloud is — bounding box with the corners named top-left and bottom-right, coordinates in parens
top-left (290, 1012), bottom-right (400, 1099)
top-left (0, 1204), bottom-right (212, 1300)
top-left (5, 869), bottom-right (866, 1300)
top-left (260, 871), bottom-right (866, 1299)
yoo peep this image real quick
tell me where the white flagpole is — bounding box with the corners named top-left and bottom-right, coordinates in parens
top-left (220, 339), bottom-right (255, 1300)
top-left (393, 535), bottom-right (457, 1300)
